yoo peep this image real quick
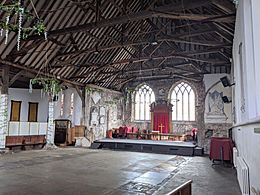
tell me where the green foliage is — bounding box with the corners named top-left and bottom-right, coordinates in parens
top-left (0, 2), bottom-right (47, 39)
top-left (31, 78), bottom-right (61, 96)
top-left (85, 86), bottom-right (103, 94)
top-left (104, 100), bottom-right (116, 105)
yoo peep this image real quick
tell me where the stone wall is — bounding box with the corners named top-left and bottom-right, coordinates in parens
top-left (84, 86), bottom-right (124, 141)
top-left (125, 78), bottom-right (204, 142)
top-left (203, 74), bottom-right (232, 153)
top-left (124, 74), bottom-right (232, 154)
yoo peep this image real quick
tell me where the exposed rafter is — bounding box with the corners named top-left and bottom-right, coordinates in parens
top-left (0, 0), bottom-right (236, 90)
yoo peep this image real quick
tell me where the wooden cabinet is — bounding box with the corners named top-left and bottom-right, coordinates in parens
top-left (54, 119), bottom-right (71, 145)
top-left (67, 126), bottom-right (85, 145)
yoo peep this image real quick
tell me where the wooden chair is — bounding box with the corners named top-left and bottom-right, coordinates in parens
top-left (166, 180), bottom-right (192, 195)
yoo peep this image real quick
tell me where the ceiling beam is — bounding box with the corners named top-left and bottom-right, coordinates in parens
top-left (211, 0), bottom-right (235, 13)
top-left (0, 59), bottom-right (84, 87)
top-left (27, 0), bottom-right (212, 41)
top-left (52, 31), bottom-right (228, 63)
top-left (155, 12), bottom-right (235, 23)
top-left (53, 48), bottom-right (227, 69)
top-left (9, 70), bottom-right (25, 86)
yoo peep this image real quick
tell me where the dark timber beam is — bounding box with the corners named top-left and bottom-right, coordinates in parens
top-left (27, 0), bottom-right (212, 40)
top-left (122, 73), bottom-right (200, 82)
top-left (9, 70), bottom-right (25, 86)
top-left (1, 65), bottom-right (9, 94)
top-left (52, 48), bottom-right (228, 69)
top-left (211, 0), bottom-right (235, 13)
top-left (155, 12), bottom-right (235, 23)
top-left (53, 32), bottom-right (228, 63)
top-left (0, 60), bottom-right (84, 87)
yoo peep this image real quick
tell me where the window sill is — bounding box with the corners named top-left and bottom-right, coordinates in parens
top-left (172, 120), bottom-right (196, 122)
top-left (133, 120), bottom-right (151, 122)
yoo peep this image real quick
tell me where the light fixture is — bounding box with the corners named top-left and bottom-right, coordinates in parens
top-left (222, 96), bottom-right (232, 103)
top-left (150, 34), bottom-right (158, 45)
top-left (220, 76), bottom-right (235, 87)
top-left (151, 40), bottom-right (158, 46)
top-left (93, 44), bottom-right (100, 55)
top-left (0, 1), bottom-right (47, 51)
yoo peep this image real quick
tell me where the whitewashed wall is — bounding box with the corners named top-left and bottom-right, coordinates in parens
top-left (1, 87), bottom-right (83, 126)
top-left (204, 74), bottom-right (232, 124)
top-left (54, 88), bottom-right (82, 127)
top-left (232, 0), bottom-right (260, 193)
top-left (8, 88), bottom-right (49, 122)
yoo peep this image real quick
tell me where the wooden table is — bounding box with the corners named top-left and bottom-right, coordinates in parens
top-left (126, 132), bottom-right (187, 141)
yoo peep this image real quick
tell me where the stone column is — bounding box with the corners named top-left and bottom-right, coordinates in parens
top-left (81, 88), bottom-right (86, 126)
top-left (122, 92), bottom-right (132, 125)
top-left (0, 94), bottom-right (8, 150)
top-left (46, 101), bottom-right (55, 146)
top-left (196, 81), bottom-right (206, 149)
top-left (0, 65), bottom-right (9, 151)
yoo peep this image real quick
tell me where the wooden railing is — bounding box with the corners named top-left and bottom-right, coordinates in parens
top-left (166, 180), bottom-right (192, 195)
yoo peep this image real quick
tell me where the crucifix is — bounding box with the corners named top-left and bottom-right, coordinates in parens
top-left (158, 123), bottom-right (165, 133)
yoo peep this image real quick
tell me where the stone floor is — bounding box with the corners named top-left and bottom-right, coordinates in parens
top-left (0, 148), bottom-right (241, 195)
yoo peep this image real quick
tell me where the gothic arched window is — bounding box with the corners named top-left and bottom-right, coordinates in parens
top-left (134, 84), bottom-right (155, 120)
top-left (170, 82), bottom-right (195, 121)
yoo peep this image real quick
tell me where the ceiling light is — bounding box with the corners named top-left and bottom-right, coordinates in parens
top-left (151, 40), bottom-right (158, 45)
top-left (93, 44), bottom-right (100, 55)
top-left (150, 34), bottom-right (158, 45)
top-left (93, 50), bottom-right (99, 55)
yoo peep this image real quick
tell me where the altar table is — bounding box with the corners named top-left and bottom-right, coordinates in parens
top-left (209, 137), bottom-right (233, 162)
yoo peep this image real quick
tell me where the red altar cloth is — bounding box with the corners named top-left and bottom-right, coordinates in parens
top-left (153, 113), bottom-right (169, 133)
top-left (209, 137), bottom-right (234, 161)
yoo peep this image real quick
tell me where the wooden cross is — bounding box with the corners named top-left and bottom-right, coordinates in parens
top-left (158, 123), bottom-right (164, 133)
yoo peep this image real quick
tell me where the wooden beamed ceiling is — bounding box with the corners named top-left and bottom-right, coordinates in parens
top-left (0, 0), bottom-right (236, 90)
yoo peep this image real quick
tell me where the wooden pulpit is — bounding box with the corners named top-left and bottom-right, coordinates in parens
top-left (150, 99), bottom-right (173, 134)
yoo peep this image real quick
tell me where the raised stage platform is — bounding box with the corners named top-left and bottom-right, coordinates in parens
top-left (93, 139), bottom-right (202, 156)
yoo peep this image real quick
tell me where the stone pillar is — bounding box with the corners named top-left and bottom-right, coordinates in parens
top-left (85, 92), bottom-right (91, 129)
top-left (0, 65), bottom-right (9, 151)
top-left (0, 94), bottom-right (8, 150)
top-left (196, 81), bottom-right (206, 149)
top-left (46, 101), bottom-right (55, 145)
top-left (81, 88), bottom-right (86, 126)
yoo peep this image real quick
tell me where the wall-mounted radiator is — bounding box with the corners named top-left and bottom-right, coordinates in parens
top-left (237, 156), bottom-right (250, 195)
top-left (233, 147), bottom-right (238, 168)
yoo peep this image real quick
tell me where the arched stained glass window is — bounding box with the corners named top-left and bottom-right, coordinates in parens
top-left (171, 82), bottom-right (195, 121)
top-left (134, 84), bottom-right (155, 120)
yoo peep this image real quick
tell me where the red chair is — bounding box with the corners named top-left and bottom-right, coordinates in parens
top-left (133, 127), bottom-right (138, 133)
top-left (118, 126), bottom-right (127, 138)
top-left (106, 130), bottom-right (113, 139)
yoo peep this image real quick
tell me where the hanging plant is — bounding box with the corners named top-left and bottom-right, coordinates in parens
top-left (30, 78), bottom-right (62, 98)
top-left (85, 86), bottom-right (103, 94)
top-left (0, 0), bottom-right (47, 50)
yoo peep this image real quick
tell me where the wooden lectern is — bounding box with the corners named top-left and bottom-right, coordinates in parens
top-left (150, 99), bottom-right (173, 134)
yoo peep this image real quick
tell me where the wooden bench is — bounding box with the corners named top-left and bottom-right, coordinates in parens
top-left (166, 180), bottom-right (192, 195)
top-left (5, 135), bottom-right (46, 150)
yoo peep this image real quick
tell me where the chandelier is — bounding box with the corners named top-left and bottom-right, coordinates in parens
top-left (0, 0), bottom-right (47, 50)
